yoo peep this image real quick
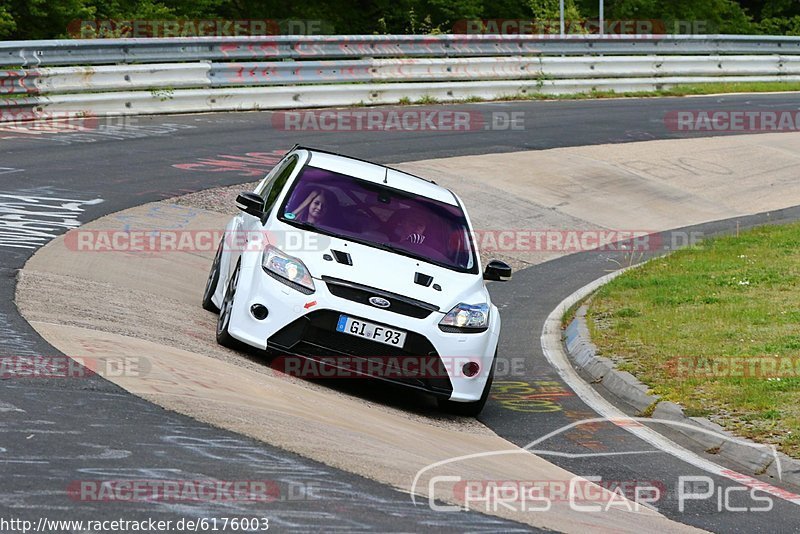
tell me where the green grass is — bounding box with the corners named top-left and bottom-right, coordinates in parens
top-left (588, 222), bottom-right (800, 456)
top-left (374, 81), bottom-right (800, 106)
top-left (502, 81), bottom-right (800, 101)
top-left (415, 95), bottom-right (439, 105)
top-left (662, 81), bottom-right (800, 96)
top-left (398, 81), bottom-right (800, 106)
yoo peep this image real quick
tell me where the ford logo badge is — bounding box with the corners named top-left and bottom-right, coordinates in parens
top-left (369, 296), bottom-right (391, 308)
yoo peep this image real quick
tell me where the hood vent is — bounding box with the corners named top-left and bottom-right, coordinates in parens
top-left (414, 272), bottom-right (433, 287)
top-left (331, 249), bottom-right (353, 266)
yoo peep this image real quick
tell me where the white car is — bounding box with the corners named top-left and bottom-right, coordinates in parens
top-left (202, 146), bottom-right (511, 415)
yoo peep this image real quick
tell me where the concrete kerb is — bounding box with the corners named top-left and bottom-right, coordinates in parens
top-left (564, 299), bottom-right (800, 487)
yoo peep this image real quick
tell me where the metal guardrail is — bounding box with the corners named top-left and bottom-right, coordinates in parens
top-left (2, 35), bottom-right (800, 67)
top-left (2, 35), bottom-right (800, 121)
top-left (4, 55), bottom-right (798, 93)
top-left (0, 69), bottom-right (30, 94)
top-left (208, 55), bottom-right (800, 86)
top-left (7, 75), bottom-right (799, 121)
top-left (1, 63), bottom-right (210, 94)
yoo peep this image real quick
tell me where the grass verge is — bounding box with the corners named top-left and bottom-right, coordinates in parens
top-left (587, 221), bottom-right (800, 457)
top-left (510, 81), bottom-right (800, 100)
top-left (659, 81), bottom-right (800, 96)
top-left (391, 81), bottom-right (800, 105)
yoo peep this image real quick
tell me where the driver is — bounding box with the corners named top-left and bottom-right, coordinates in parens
top-left (391, 210), bottom-right (427, 245)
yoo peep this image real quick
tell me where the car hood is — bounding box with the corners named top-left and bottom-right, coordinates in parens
top-left (276, 232), bottom-right (487, 313)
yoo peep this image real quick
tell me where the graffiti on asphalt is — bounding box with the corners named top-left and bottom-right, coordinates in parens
top-left (173, 150), bottom-right (285, 177)
top-left (0, 192), bottom-right (104, 249)
top-left (492, 380), bottom-right (574, 413)
top-left (0, 121), bottom-right (196, 144)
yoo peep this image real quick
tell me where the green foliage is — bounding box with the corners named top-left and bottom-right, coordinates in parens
top-left (0, 0), bottom-right (799, 39)
top-left (4, 0), bottom-right (94, 39)
top-left (529, 0), bottom-right (582, 20)
top-left (603, 0), bottom-right (754, 33)
top-left (756, 15), bottom-right (800, 34)
top-left (0, 4), bottom-right (16, 38)
top-left (739, 0), bottom-right (800, 20)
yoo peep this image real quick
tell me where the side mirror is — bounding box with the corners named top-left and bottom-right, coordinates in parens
top-left (236, 192), bottom-right (265, 218)
top-left (483, 260), bottom-right (512, 281)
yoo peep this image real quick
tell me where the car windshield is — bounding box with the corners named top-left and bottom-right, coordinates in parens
top-left (278, 165), bottom-right (477, 272)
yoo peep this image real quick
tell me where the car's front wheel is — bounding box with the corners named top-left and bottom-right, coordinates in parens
top-left (216, 260), bottom-right (241, 348)
top-left (202, 239), bottom-right (224, 313)
top-left (437, 352), bottom-right (496, 417)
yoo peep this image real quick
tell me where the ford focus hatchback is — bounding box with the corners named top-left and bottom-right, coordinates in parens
top-left (202, 146), bottom-right (511, 415)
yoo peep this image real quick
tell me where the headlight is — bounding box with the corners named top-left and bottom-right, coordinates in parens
top-left (439, 303), bottom-right (490, 331)
top-left (262, 245), bottom-right (315, 292)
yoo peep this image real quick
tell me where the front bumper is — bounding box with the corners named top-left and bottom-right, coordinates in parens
top-left (226, 264), bottom-right (499, 402)
top-left (268, 309), bottom-right (454, 398)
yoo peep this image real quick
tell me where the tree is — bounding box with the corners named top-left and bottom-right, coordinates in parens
top-left (602, 0), bottom-right (754, 33)
top-left (3, 0), bottom-right (800, 39)
top-left (529, 0), bottom-right (583, 20)
top-left (757, 15), bottom-right (800, 34)
top-left (740, 0), bottom-right (800, 34)
top-left (4, 0), bottom-right (95, 39)
top-left (0, 3), bottom-right (16, 38)
top-left (739, 0), bottom-right (800, 19)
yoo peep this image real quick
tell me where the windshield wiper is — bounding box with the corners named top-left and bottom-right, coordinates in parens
top-left (375, 242), bottom-right (462, 271)
top-left (375, 242), bottom-right (437, 265)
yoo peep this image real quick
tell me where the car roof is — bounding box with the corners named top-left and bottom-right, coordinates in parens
top-left (296, 148), bottom-right (459, 207)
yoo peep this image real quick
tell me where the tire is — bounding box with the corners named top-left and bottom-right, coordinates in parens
top-left (202, 239), bottom-right (224, 313)
top-left (437, 352), bottom-right (496, 417)
top-left (216, 260), bottom-right (242, 349)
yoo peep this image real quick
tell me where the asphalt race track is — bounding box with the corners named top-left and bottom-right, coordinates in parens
top-left (2, 94), bottom-right (800, 532)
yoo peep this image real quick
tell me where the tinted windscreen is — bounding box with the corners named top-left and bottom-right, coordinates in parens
top-left (279, 165), bottom-right (476, 272)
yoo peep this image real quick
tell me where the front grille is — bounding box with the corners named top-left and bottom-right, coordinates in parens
top-left (323, 276), bottom-right (438, 319)
top-left (268, 310), bottom-right (452, 395)
top-left (303, 329), bottom-right (402, 358)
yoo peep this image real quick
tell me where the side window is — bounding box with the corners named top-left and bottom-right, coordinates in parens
top-left (254, 158), bottom-right (288, 198)
top-left (264, 156), bottom-right (299, 214)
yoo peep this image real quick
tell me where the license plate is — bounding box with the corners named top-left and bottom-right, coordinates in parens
top-left (336, 315), bottom-right (407, 348)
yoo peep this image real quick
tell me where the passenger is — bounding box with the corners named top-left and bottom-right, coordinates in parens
top-left (294, 189), bottom-right (333, 225)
